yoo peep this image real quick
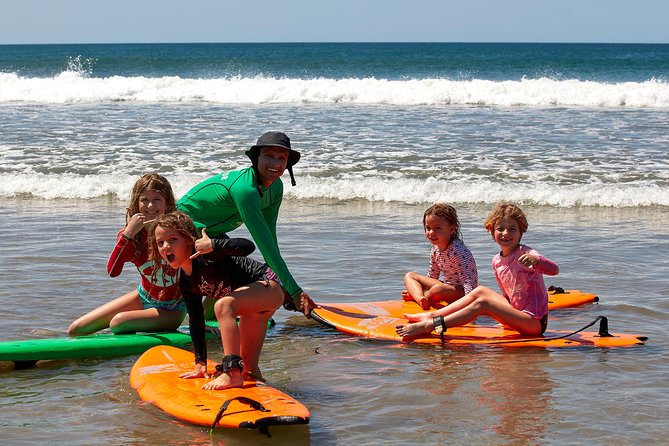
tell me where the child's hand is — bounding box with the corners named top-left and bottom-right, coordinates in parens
top-left (179, 362), bottom-right (209, 379)
top-left (518, 246), bottom-right (538, 267)
top-left (191, 228), bottom-right (213, 259)
top-left (204, 324), bottom-right (221, 337)
top-left (123, 213), bottom-right (147, 237)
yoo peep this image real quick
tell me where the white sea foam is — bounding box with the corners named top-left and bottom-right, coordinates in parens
top-left (1, 72), bottom-right (668, 108)
top-left (289, 176), bottom-right (669, 208)
top-left (1, 172), bottom-right (666, 208)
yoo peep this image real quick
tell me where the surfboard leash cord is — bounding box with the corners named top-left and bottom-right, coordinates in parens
top-left (210, 396), bottom-right (269, 435)
top-left (439, 315), bottom-right (617, 347)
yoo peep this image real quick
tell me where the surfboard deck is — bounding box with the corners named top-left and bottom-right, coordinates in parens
top-left (311, 302), bottom-right (646, 348)
top-left (0, 319), bottom-right (274, 368)
top-left (313, 288), bottom-right (597, 323)
top-left (130, 345), bottom-right (310, 430)
top-left (546, 287), bottom-right (598, 309)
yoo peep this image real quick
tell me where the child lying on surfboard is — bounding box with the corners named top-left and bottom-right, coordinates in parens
top-left (396, 202), bottom-right (559, 338)
top-left (402, 203), bottom-right (478, 309)
top-left (149, 211), bottom-right (286, 390)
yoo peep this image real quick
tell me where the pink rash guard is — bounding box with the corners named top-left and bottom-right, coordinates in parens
top-left (491, 244), bottom-right (559, 319)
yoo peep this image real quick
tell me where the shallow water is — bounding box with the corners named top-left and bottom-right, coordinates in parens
top-left (2, 41), bottom-right (668, 446)
top-left (1, 198), bottom-right (667, 445)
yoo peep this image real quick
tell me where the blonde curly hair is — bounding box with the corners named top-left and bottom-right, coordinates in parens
top-left (483, 202), bottom-right (529, 235)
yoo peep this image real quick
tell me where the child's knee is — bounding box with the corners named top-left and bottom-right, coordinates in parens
top-left (109, 312), bottom-right (129, 328)
top-left (472, 293), bottom-right (498, 311)
top-left (67, 320), bottom-right (83, 336)
top-left (214, 296), bottom-right (236, 316)
top-left (470, 285), bottom-right (491, 297)
top-left (404, 271), bottom-right (418, 282)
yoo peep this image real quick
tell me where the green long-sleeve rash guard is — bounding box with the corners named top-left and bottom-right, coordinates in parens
top-left (177, 167), bottom-right (302, 299)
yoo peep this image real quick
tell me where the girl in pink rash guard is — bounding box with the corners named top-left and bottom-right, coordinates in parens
top-left (396, 202), bottom-right (559, 338)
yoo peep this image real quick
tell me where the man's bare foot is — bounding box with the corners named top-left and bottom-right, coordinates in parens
top-left (395, 320), bottom-right (433, 337)
top-left (203, 370), bottom-right (243, 390)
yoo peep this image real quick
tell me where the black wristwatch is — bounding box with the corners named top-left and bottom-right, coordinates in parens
top-left (433, 316), bottom-right (445, 334)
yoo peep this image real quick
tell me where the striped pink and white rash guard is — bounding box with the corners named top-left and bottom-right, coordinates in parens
top-left (428, 238), bottom-right (479, 294)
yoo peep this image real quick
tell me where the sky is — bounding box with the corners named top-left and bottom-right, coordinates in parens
top-left (1, 0), bottom-right (668, 45)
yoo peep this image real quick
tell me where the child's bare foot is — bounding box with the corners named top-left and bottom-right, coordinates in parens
top-left (417, 297), bottom-right (430, 310)
top-left (403, 312), bottom-right (433, 323)
top-left (401, 291), bottom-right (413, 301)
top-left (395, 320), bottom-right (433, 337)
top-left (203, 370), bottom-right (243, 390)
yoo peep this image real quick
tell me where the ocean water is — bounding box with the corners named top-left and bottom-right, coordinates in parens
top-left (1, 43), bottom-right (668, 445)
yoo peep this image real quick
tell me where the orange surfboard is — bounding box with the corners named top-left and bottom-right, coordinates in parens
top-left (313, 287), bottom-right (597, 322)
top-left (546, 287), bottom-right (599, 309)
top-left (130, 346), bottom-right (309, 431)
top-left (311, 302), bottom-right (646, 348)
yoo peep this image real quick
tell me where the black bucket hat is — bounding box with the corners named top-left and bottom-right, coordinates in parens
top-left (245, 131), bottom-right (301, 186)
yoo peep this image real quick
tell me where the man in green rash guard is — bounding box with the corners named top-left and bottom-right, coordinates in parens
top-left (177, 131), bottom-right (316, 317)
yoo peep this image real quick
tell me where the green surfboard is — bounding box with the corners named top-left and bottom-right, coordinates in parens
top-left (0, 319), bottom-right (275, 369)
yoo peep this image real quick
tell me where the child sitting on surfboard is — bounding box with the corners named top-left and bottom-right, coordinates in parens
top-left (402, 203), bottom-right (478, 310)
top-left (149, 211), bottom-right (285, 390)
top-left (68, 173), bottom-right (187, 335)
top-left (396, 202), bottom-right (559, 338)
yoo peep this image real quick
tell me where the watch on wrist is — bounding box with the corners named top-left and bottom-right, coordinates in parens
top-left (433, 316), bottom-right (445, 334)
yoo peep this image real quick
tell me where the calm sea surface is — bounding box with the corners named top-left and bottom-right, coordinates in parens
top-left (1, 43), bottom-right (668, 445)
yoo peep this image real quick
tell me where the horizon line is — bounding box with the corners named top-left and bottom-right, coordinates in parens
top-left (2, 40), bottom-right (669, 46)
